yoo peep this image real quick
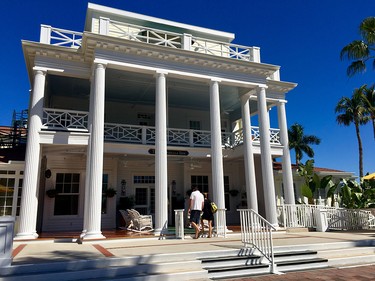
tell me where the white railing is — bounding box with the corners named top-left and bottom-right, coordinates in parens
top-left (42, 108), bottom-right (88, 131)
top-left (191, 36), bottom-right (253, 61)
top-left (107, 20), bottom-right (182, 49)
top-left (238, 209), bottom-right (277, 273)
top-left (42, 109), bottom-right (281, 147)
top-left (40, 21), bottom-right (260, 62)
top-left (214, 209), bottom-right (227, 238)
top-left (40, 25), bottom-right (82, 48)
top-left (277, 204), bottom-right (375, 230)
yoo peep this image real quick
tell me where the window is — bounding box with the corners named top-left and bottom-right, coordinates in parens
top-left (54, 173), bottom-right (80, 216)
top-left (0, 169), bottom-right (23, 217)
top-left (224, 176), bottom-right (230, 211)
top-left (133, 175), bottom-right (155, 215)
top-left (101, 174), bottom-right (109, 214)
top-left (0, 177), bottom-right (15, 216)
top-left (133, 176), bottom-right (155, 184)
top-left (191, 175), bottom-right (209, 193)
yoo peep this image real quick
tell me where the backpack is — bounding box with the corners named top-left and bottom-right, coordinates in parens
top-left (210, 202), bottom-right (218, 214)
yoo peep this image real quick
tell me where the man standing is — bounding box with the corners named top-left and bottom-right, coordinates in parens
top-left (188, 186), bottom-right (204, 239)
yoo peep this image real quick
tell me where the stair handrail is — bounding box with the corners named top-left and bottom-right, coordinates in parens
top-left (238, 209), bottom-right (277, 273)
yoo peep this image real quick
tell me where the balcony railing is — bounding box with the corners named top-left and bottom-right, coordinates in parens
top-left (42, 108), bottom-right (281, 147)
top-left (39, 20), bottom-right (260, 62)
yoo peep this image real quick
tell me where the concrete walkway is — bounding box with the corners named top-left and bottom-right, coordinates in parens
top-left (11, 230), bottom-right (375, 266)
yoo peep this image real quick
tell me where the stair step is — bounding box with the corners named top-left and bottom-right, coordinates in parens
top-left (277, 257), bottom-right (328, 266)
top-left (205, 263), bottom-right (268, 273)
top-left (200, 254), bottom-right (260, 263)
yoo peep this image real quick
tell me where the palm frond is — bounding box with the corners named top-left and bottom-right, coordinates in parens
top-left (340, 40), bottom-right (369, 60)
top-left (360, 17), bottom-right (375, 44)
top-left (347, 60), bottom-right (367, 76)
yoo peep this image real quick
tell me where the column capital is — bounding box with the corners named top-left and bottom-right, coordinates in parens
top-left (210, 78), bottom-right (221, 84)
top-left (32, 67), bottom-right (47, 75)
top-left (155, 70), bottom-right (168, 77)
top-left (93, 62), bottom-right (107, 70)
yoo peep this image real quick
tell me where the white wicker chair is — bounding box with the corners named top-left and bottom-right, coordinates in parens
top-left (127, 209), bottom-right (154, 232)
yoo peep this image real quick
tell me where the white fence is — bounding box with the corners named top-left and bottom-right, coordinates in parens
top-left (238, 209), bottom-right (277, 273)
top-left (277, 204), bottom-right (375, 230)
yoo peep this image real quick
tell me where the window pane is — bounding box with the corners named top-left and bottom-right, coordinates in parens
top-left (135, 188), bottom-right (148, 205)
top-left (54, 173), bottom-right (80, 215)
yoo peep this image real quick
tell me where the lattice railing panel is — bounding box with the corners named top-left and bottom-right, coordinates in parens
top-left (49, 27), bottom-right (82, 48)
top-left (42, 109), bottom-right (88, 131)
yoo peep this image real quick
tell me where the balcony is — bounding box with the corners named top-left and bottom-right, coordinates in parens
top-left (39, 21), bottom-right (260, 63)
top-left (42, 108), bottom-right (281, 148)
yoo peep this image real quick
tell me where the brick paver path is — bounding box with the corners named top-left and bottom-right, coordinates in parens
top-left (224, 265), bottom-right (375, 281)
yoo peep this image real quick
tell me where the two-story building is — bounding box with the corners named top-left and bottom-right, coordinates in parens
top-left (15, 3), bottom-right (297, 240)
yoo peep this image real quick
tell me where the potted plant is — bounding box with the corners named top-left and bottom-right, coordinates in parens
top-left (105, 187), bottom-right (117, 198)
top-left (46, 189), bottom-right (58, 198)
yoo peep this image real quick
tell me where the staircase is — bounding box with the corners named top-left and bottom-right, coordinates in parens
top-left (201, 248), bottom-right (329, 280)
top-left (2, 238), bottom-right (375, 280)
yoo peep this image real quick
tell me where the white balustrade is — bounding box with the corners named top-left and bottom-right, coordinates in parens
top-left (40, 22), bottom-right (259, 62)
top-left (41, 109), bottom-right (281, 147)
top-left (277, 204), bottom-right (375, 230)
top-left (40, 25), bottom-right (82, 48)
top-left (42, 108), bottom-right (88, 131)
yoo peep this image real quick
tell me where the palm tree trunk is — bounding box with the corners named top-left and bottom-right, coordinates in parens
top-left (372, 117), bottom-right (375, 140)
top-left (355, 123), bottom-right (364, 178)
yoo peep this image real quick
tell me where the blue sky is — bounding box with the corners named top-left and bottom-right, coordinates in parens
top-left (0, 0), bottom-right (374, 177)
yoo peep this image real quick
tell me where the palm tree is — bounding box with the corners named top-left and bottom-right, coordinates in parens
top-left (335, 87), bottom-right (370, 178)
top-left (340, 17), bottom-right (375, 77)
top-left (362, 84), bottom-right (375, 139)
top-left (288, 123), bottom-right (321, 166)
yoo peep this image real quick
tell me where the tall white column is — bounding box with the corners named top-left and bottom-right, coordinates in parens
top-left (82, 63), bottom-right (106, 240)
top-left (257, 86), bottom-right (278, 227)
top-left (154, 71), bottom-right (168, 234)
top-left (15, 69), bottom-right (46, 240)
top-left (210, 80), bottom-right (225, 209)
top-left (240, 94), bottom-right (258, 212)
top-left (277, 101), bottom-right (295, 204)
top-left (81, 76), bottom-right (95, 238)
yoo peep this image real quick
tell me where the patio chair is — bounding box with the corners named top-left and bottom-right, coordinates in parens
top-left (126, 209), bottom-right (154, 232)
top-left (119, 209), bottom-right (134, 230)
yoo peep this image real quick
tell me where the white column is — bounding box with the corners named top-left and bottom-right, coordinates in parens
top-left (154, 71), bottom-right (168, 234)
top-left (257, 86), bottom-right (278, 227)
top-left (15, 69), bottom-right (46, 240)
top-left (240, 94), bottom-right (258, 212)
top-left (81, 76), bottom-right (95, 238)
top-left (277, 101), bottom-right (295, 204)
top-left (82, 63), bottom-right (106, 240)
top-left (210, 80), bottom-right (225, 209)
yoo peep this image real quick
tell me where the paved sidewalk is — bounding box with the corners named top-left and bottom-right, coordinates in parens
top-left (224, 264), bottom-right (375, 280)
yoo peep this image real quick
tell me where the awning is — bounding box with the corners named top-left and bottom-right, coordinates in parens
top-left (363, 172), bottom-right (375, 180)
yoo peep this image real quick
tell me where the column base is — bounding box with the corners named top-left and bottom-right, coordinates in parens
top-left (14, 232), bottom-right (39, 240)
top-left (81, 231), bottom-right (106, 240)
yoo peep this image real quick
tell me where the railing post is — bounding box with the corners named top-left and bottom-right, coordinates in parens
top-left (182, 33), bottom-right (192, 50)
top-left (99, 17), bottom-right (110, 35)
top-left (40, 25), bottom-right (51, 44)
top-left (250, 47), bottom-right (261, 62)
top-left (174, 209), bottom-right (185, 239)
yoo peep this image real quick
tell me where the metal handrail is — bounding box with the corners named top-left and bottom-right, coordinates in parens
top-left (238, 209), bottom-right (277, 273)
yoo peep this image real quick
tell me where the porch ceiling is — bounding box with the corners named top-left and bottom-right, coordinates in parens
top-left (47, 69), bottom-right (257, 116)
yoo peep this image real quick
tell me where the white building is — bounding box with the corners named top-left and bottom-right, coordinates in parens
top-left (14, 3), bottom-right (298, 240)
